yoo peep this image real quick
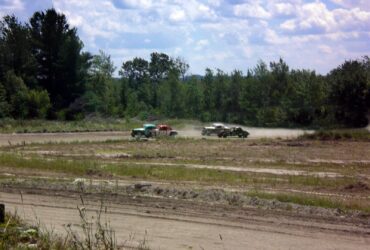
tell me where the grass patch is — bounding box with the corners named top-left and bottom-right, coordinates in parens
top-left (247, 190), bottom-right (370, 213)
top-left (0, 212), bottom-right (68, 249)
top-left (0, 153), bottom-right (98, 175)
top-left (300, 129), bottom-right (370, 141)
top-left (0, 153), bottom-right (357, 189)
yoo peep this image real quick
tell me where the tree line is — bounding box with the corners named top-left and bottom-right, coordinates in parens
top-left (0, 9), bottom-right (369, 127)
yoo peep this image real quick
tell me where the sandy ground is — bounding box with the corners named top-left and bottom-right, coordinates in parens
top-left (1, 191), bottom-right (369, 250)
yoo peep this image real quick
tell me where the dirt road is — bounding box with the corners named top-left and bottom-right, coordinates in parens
top-left (1, 191), bottom-right (369, 250)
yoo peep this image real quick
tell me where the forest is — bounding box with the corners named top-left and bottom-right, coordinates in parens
top-left (0, 9), bottom-right (369, 127)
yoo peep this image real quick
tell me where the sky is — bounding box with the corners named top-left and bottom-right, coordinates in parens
top-left (1, 0), bottom-right (369, 75)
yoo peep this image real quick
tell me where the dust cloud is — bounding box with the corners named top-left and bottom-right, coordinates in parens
top-left (177, 123), bottom-right (313, 139)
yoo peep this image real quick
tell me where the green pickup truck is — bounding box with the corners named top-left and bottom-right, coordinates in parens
top-left (131, 124), bottom-right (156, 138)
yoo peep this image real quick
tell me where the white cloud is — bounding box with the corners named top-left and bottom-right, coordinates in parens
top-left (280, 1), bottom-right (370, 33)
top-left (272, 2), bottom-right (295, 16)
top-left (333, 7), bottom-right (370, 29)
top-left (169, 9), bottom-right (186, 22)
top-left (318, 44), bottom-right (333, 54)
top-left (207, 0), bottom-right (221, 7)
top-left (177, 1), bottom-right (217, 21)
top-left (264, 29), bottom-right (289, 44)
top-left (195, 39), bottom-right (209, 51)
top-left (330, 0), bottom-right (370, 11)
top-left (234, 2), bottom-right (272, 19)
top-left (120, 0), bottom-right (153, 9)
top-left (280, 19), bottom-right (296, 30)
top-left (297, 1), bottom-right (336, 31)
top-left (0, 0), bottom-right (24, 13)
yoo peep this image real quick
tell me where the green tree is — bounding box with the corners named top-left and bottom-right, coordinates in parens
top-left (270, 58), bottom-right (290, 106)
top-left (211, 69), bottom-right (228, 121)
top-left (0, 82), bottom-right (10, 117)
top-left (287, 70), bottom-right (328, 125)
top-left (158, 70), bottom-right (184, 117)
top-left (173, 56), bottom-right (189, 81)
top-left (30, 9), bottom-right (87, 110)
top-left (328, 59), bottom-right (369, 127)
top-left (149, 52), bottom-right (173, 83)
top-left (27, 89), bottom-right (51, 118)
top-left (225, 70), bottom-right (243, 122)
top-left (184, 77), bottom-right (203, 118)
top-left (3, 71), bottom-right (29, 118)
top-left (120, 57), bottom-right (149, 89)
top-left (0, 15), bottom-right (37, 88)
top-left (83, 51), bottom-right (118, 115)
top-left (202, 68), bottom-right (214, 111)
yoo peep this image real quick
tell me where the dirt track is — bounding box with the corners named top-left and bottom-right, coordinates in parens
top-left (0, 126), bottom-right (313, 146)
top-left (1, 123), bottom-right (369, 146)
top-left (1, 191), bottom-right (369, 250)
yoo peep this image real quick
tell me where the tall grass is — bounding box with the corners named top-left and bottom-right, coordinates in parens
top-left (0, 212), bottom-right (69, 249)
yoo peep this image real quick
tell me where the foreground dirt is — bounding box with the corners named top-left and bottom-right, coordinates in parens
top-left (1, 190), bottom-right (369, 250)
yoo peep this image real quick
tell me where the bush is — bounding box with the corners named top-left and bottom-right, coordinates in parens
top-left (27, 90), bottom-right (51, 118)
top-left (200, 111), bottom-right (211, 122)
top-left (300, 129), bottom-right (370, 141)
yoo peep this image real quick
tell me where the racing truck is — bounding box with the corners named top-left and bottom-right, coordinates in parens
top-left (131, 124), bottom-right (178, 138)
top-left (131, 123), bottom-right (156, 138)
top-left (201, 123), bottom-right (229, 136)
top-left (155, 124), bottom-right (178, 136)
top-left (217, 127), bottom-right (249, 138)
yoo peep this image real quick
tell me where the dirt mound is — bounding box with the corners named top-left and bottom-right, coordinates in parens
top-left (343, 182), bottom-right (369, 192)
